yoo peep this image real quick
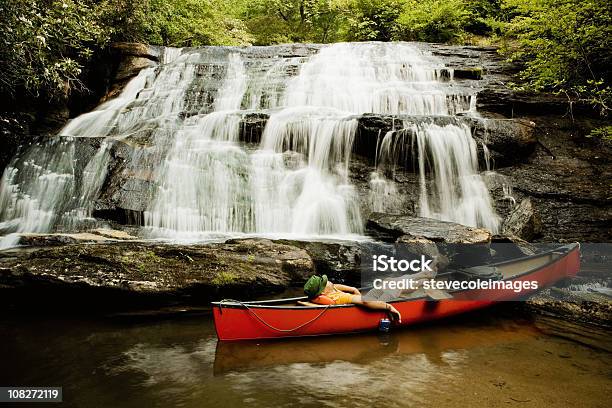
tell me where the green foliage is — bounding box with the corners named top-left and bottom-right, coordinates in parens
top-left (395, 0), bottom-right (469, 43)
top-left (0, 0), bottom-right (254, 100)
top-left (498, 0), bottom-right (611, 116)
top-left (140, 0), bottom-right (253, 47)
top-left (212, 271), bottom-right (238, 286)
top-left (243, 0), bottom-right (352, 44)
top-left (94, 0), bottom-right (150, 43)
top-left (464, 0), bottom-right (502, 35)
top-left (1, 0), bottom-right (610, 118)
top-left (95, 0), bottom-right (253, 47)
top-left (588, 126), bottom-right (612, 145)
top-left (346, 0), bottom-right (403, 41)
top-left (0, 0), bottom-right (109, 99)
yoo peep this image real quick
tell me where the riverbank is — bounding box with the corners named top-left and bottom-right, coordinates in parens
top-left (0, 234), bottom-right (609, 335)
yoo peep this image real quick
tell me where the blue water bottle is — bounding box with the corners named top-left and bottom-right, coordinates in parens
top-left (379, 318), bottom-right (391, 332)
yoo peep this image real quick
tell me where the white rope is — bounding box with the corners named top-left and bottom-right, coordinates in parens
top-left (219, 299), bottom-right (331, 333)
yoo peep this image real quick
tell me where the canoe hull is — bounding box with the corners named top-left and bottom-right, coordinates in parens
top-left (212, 244), bottom-right (580, 341)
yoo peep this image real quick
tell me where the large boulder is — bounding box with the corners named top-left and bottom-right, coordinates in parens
top-left (395, 235), bottom-right (449, 272)
top-left (99, 43), bottom-right (159, 103)
top-left (490, 234), bottom-right (537, 260)
top-left (273, 239), bottom-right (363, 284)
top-left (366, 213), bottom-right (492, 244)
top-left (366, 213), bottom-right (492, 267)
top-left (0, 238), bottom-right (314, 310)
top-left (471, 118), bottom-right (537, 167)
top-left (476, 88), bottom-right (601, 118)
top-left (502, 198), bottom-right (542, 241)
top-left (14, 231), bottom-right (134, 246)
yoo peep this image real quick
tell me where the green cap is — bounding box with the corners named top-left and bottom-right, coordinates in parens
top-left (304, 274), bottom-right (328, 298)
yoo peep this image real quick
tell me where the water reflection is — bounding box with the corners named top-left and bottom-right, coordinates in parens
top-left (1, 311), bottom-right (608, 408)
top-left (212, 323), bottom-right (536, 374)
top-left (106, 315), bottom-right (538, 407)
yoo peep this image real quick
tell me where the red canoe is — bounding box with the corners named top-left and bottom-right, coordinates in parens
top-left (212, 243), bottom-right (580, 341)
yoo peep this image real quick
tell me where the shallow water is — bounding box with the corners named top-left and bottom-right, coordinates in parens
top-left (1, 308), bottom-right (609, 408)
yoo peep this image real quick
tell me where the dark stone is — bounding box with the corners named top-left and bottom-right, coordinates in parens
top-left (366, 214), bottom-right (493, 267)
top-left (453, 67), bottom-right (484, 80)
top-left (240, 112), bottom-right (269, 144)
top-left (0, 239), bottom-right (315, 310)
top-left (502, 198), bottom-right (542, 241)
top-left (472, 118), bottom-right (537, 168)
top-left (395, 236), bottom-right (449, 272)
top-left (272, 239), bottom-right (363, 284)
top-left (476, 89), bottom-right (601, 118)
top-left (14, 229), bottom-right (137, 246)
top-left (366, 213), bottom-right (492, 244)
top-left (490, 235), bottom-right (537, 259)
top-left (0, 112), bottom-right (34, 171)
top-left (110, 43), bottom-right (160, 61)
top-left (114, 57), bottom-right (156, 82)
top-left (92, 139), bottom-right (157, 222)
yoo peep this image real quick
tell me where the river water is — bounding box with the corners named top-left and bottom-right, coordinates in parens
top-left (1, 307), bottom-right (609, 408)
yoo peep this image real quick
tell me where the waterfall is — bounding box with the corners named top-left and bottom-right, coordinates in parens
top-left (144, 53), bottom-right (252, 237)
top-left (144, 42), bottom-right (472, 239)
top-left (0, 139), bottom-right (77, 247)
top-left (414, 123), bottom-right (499, 231)
top-left (375, 123), bottom-right (500, 232)
top-left (0, 42), bottom-right (501, 246)
top-left (281, 42), bottom-right (467, 115)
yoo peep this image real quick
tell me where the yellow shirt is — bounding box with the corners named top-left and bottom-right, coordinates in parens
top-left (326, 287), bottom-right (354, 304)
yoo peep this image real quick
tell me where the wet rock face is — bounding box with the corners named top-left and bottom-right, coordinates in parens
top-left (99, 43), bottom-right (159, 102)
top-left (495, 116), bottom-right (612, 242)
top-left (366, 214), bottom-right (494, 268)
top-left (0, 112), bottom-right (34, 171)
top-left (502, 198), bottom-right (542, 241)
top-left (353, 114), bottom-right (537, 169)
top-left (0, 238), bottom-right (315, 309)
top-left (395, 236), bottom-right (449, 272)
top-left (366, 213), bottom-right (492, 244)
top-left (471, 119), bottom-right (537, 168)
top-left (272, 239), bottom-right (363, 284)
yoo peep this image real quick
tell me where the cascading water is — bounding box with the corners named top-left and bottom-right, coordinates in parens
top-left (375, 122), bottom-right (500, 232)
top-left (414, 123), bottom-right (499, 231)
top-left (145, 42), bottom-right (476, 239)
top-left (0, 42), bottom-right (501, 247)
top-left (0, 67), bottom-right (154, 248)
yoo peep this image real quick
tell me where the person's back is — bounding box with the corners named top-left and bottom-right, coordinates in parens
top-left (304, 275), bottom-right (401, 322)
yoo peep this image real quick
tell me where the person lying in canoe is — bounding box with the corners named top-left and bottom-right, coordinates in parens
top-left (304, 274), bottom-right (402, 322)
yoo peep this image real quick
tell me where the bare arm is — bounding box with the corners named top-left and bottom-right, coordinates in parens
top-left (333, 284), bottom-right (361, 295)
top-left (350, 295), bottom-right (402, 322)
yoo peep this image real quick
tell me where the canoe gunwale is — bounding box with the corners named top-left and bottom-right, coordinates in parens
top-left (212, 242), bottom-right (579, 310)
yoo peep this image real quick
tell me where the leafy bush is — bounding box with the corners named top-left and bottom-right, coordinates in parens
top-left (588, 126), bottom-right (612, 145)
top-left (140, 0), bottom-right (253, 47)
top-left (243, 0), bottom-right (352, 44)
top-left (346, 0), bottom-right (403, 41)
top-left (0, 0), bottom-right (109, 100)
top-left (497, 0), bottom-right (611, 116)
top-left (395, 0), bottom-right (469, 43)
